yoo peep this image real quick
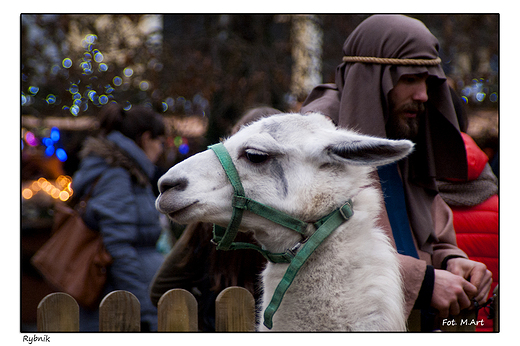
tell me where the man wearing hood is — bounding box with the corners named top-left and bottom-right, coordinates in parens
top-left (301, 15), bottom-right (493, 330)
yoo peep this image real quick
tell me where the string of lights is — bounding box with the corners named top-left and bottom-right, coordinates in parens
top-left (22, 175), bottom-right (74, 202)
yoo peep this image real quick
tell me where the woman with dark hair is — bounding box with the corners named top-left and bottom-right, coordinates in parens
top-left (72, 103), bottom-right (166, 331)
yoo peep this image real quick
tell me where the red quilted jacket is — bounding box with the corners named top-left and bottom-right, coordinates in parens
top-left (446, 133), bottom-right (498, 332)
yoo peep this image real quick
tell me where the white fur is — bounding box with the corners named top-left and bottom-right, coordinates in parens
top-left (156, 113), bottom-right (412, 331)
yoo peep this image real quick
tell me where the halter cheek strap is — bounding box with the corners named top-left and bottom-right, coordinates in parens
top-left (208, 143), bottom-right (354, 329)
top-left (209, 143), bottom-right (308, 252)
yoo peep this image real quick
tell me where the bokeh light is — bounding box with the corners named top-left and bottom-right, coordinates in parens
top-left (99, 95), bottom-right (109, 104)
top-left (62, 58), bottom-right (73, 68)
top-left (139, 81), bottom-right (150, 91)
top-left (59, 191), bottom-right (70, 201)
top-left (123, 67), bottom-right (134, 77)
top-left (57, 33), bottom-right (121, 114)
top-left (93, 50), bottom-right (104, 63)
top-left (22, 176), bottom-right (74, 201)
top-left (42, 138), bottom-right (53, 147)
top-left (22, 189), bottom-right (34, 200)
top-left (69, 84), bottom-right (79, 94)
top-left (113, 76), bottom-right (123, 86)
top-left (28, 86), bottom-right (39, 95)
top-left (50, 65), bottom-right (60, 75)
top-left (174, 136), bottom-right (183, 147)
top-left (70, 105), bottom-right (80, 116)
top-left (88, 90), bottom-right (97, 102)
top-left (56, 148), bottom-right (68, 162)
top-left (45, 94), bottom-right (57, 104)
top-left (179, 143), bottom-right (189, 155)
top-left (45, 145), bottom-right (55, 157)
top-left (84, 34), bottom-right (97, 45)
top-left (24, 131), bottom-right (38, 146)
top-left (50, 127), bottom-right (60, 142)
top-left (165, 97), bottom-right (175, 109)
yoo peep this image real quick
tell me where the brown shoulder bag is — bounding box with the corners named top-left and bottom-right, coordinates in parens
top-left (31, 180), bottom-right (112, 309)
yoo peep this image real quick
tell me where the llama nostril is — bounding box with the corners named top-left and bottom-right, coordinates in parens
top-left (159, 177), bottom-right (188, 194)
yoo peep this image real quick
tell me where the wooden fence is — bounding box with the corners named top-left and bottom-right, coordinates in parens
top-left (37, 287), bottom-right (255, 332)
top-left (37, 285), bottom-right (498, 332)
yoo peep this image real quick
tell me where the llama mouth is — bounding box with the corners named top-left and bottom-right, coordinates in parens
top-left (166, 201), bottom-right (199, 220)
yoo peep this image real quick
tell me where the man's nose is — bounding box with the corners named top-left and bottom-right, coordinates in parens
top-left (412, 81), bottom-right (428, 103)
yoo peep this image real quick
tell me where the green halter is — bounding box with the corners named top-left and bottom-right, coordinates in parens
top-left (208, 143), bottom-right (354, 329)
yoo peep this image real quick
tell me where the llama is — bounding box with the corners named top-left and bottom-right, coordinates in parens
top-left (156, 112), bottom-right (412, 331)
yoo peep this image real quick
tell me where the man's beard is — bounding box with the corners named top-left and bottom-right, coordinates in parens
top-left (386, 101), bottom-right (425, 140)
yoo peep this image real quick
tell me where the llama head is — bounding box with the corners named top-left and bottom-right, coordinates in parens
top-left (156, 112), bottom-right (413, 251)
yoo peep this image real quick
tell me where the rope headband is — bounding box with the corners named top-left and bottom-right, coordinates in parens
top-left (342, 56), bottom-right (441, 66)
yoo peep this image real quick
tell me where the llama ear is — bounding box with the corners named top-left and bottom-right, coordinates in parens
top-left (327, 134), bottom-right (414, 167)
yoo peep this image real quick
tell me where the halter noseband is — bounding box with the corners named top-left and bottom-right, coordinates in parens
top-left (208, 143), bottom-right (354, 329)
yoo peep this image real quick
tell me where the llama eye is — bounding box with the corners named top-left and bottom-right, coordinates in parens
top-left (245, 149), bottom-right (269, 164)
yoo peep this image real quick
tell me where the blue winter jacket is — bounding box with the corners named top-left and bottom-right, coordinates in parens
top-left (72, 131), bottom-right (164, 331)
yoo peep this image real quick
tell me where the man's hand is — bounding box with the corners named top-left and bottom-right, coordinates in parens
top-left (446, 257), bottom-right (493, 305)
top-left (431, 269), bottom-right (477, 318)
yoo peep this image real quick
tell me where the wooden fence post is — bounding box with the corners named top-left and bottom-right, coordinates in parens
top-left (37, 292), bottom-right (79, 332)
top-left (158, 289), bottom-right (198, 332)
top-left (99, 290), bottom-right (140, 332)
top-left (215, 286), bottom-right (255, 332)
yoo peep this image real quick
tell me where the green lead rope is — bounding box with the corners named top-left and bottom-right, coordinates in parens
top-left (208, 143), bottom-right (354, 329)
top-left (262, 201), bottom-right (353, 329)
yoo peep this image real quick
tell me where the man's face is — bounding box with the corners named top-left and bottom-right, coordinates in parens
top-left (386, 73), bottom-right (429, 140)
